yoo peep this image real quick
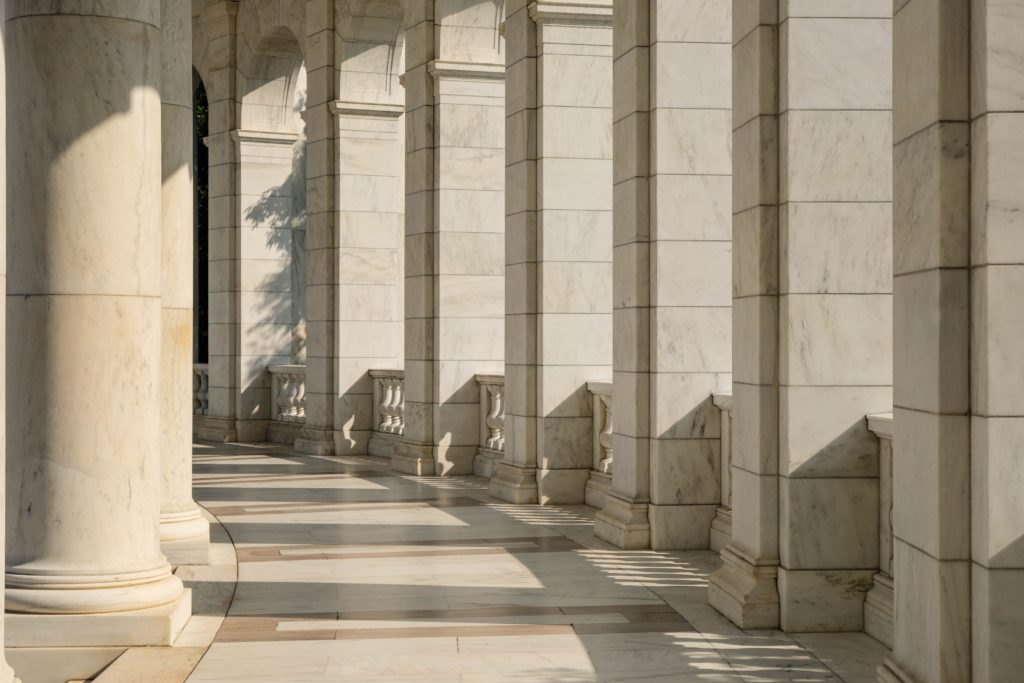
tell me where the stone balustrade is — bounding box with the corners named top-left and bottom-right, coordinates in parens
top-left (865, 412), bottom-right (894, 648)
top-left (710, 392), bottom-right (733, 551)
top-left (585, 381), bottom-right (613, 509)
top-left (369, 369), bottom-right (405, 458)
top-left (269, 365), bottom-right (307, 423)
top-left (193, 363), bottom-right (210, 416)
top-left (266, 365), bottom-right (306, 445)
top-left (473, 375), bottom-right (505, 478)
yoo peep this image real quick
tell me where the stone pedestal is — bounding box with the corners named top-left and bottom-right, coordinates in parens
top-left (5, 0), bottom-right (186, 634)
top-left (159, 0), bottom-right (210, 566)
top-left (400, 8), bottom-right (506, 476)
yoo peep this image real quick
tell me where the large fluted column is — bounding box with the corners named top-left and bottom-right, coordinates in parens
top-left (5, 0), bottom-right (185, 622)
top-left (159, 0), bottom-right (210, 565)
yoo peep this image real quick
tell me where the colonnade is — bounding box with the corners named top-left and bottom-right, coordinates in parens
top-left (0, 1), bottom-right (1019, 682)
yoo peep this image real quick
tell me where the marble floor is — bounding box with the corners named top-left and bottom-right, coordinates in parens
top-left (176, 442), bottom-right (887, 683)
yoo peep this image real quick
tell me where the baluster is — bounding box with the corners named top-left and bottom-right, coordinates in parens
top-left (287, 373), bottom-right (302, 421)
top-left (379, 378), bottom-right (395, 432)
top-left (193, 370), bottom-right (202, 414)
top-left (485, 385), bottom-right (504, 450)
top-left (393, 379), bottom-right (405, 435)
top-left (598, 394), bottom-right (613, 473)
top-left (275, 374), bottom-right (289, 422)
top-left (199, 371), bottom-right (209, 415)
top-left (295, 373), bottom-right (306, 421)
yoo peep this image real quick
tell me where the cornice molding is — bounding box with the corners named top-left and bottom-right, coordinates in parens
top-left (230, 129), bottom-right (300, 145)
top-left (329, 100), bottom-right (404, 118)
top-left (427, 60), bottom-right (505, 81)
top-left (529, 0), bottom-right (613, 25)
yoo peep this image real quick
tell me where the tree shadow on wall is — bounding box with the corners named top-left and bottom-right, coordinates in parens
top-left (241, 135), bottom-right (308, 364)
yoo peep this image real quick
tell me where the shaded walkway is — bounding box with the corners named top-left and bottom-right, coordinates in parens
top-left (185, 443), bottom-right (886, 682)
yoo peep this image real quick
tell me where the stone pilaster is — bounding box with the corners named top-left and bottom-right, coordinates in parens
top-left (299, 1), bottom-right (406, 457)
top-left (881, 1), bottom-right (1024, 681)
top-left (967, 3), bottom-right (1024, 679)
top-left (708, 1), bottom-right (782, 629)
top-left (5, 0), bottom-right (188, 642)
top-left (711, 0), bottom-right (893, 631)
top-left (493, 0), bottom-right (613, 505)
top-left (158, 0), bottom-right (210, 566)
top-left (195, 0), bottom-right (241, 444)
top-left (598, 0), bottom-right (732, 551)
top-left (397, 2), bottom-right (506, 476)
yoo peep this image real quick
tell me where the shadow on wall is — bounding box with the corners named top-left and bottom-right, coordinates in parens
top-left (242, 128), bottom-right (308, 365)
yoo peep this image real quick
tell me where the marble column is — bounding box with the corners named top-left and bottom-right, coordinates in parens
top-left (881, 1), bottom-right (1024, 680)
top-left (710, 1), bottom-right (892, 631)
top-left (491, 0), bottom-right (613, 505)
top-left (396, 1), bottom-right (506, 476)
top-left (159, 0), bottom-right (210, 565)
top-left (0, 3), bottom-right (16, 680)
top-left (595, 0), bottom-right (732, 550)
top-left (5, 0), bottom-right (186, 623)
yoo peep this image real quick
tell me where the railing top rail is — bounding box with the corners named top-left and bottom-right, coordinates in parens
top-left (268, 364), bottom-right (306, 374)
top-left (369, 368), bottom-right (404, 379)
top-left (712, 392), bottom-right (733, 410)
top-left (586, 380), bottom-right (612, 395)
top-left (193, 362), bottom-right (210, 370)
top-left (475, 373), bottom-right (505, 384)
top-left (866, 412), bottom-right (894, 440)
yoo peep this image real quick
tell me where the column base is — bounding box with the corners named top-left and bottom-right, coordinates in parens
top-left (489, 462), bottom-right (538, 504)
top-left (584, 470), bottom-right (611, 509)
top-left (391, 442), bottom-right (435, 475)
top-left (7, 588), bottom-right (191, 647)
top-left (595, 493), bottom-right (650, 549)
top-left (195, 416), bottom-right (236, 443)
top-left (159, 507), bottom-right (211, 565)
top-left (877, 658), bottom-right (920, 683)
top-left (7, 566), bottom-right (183, 615)
top-left (295, 426), bottom-right (336, 455)
top-left (708, 545), bottom-right (780, 629)
top-left (537, 468), bottom-right (589, 504)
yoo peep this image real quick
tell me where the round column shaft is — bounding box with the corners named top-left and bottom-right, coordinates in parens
top-left (158, 0), bottom-right (210, 561)
top-left (5, 0), bottom-right (183, 613)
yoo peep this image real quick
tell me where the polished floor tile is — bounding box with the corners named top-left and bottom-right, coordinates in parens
top-left (184, 443), bottom-right (887, 682)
